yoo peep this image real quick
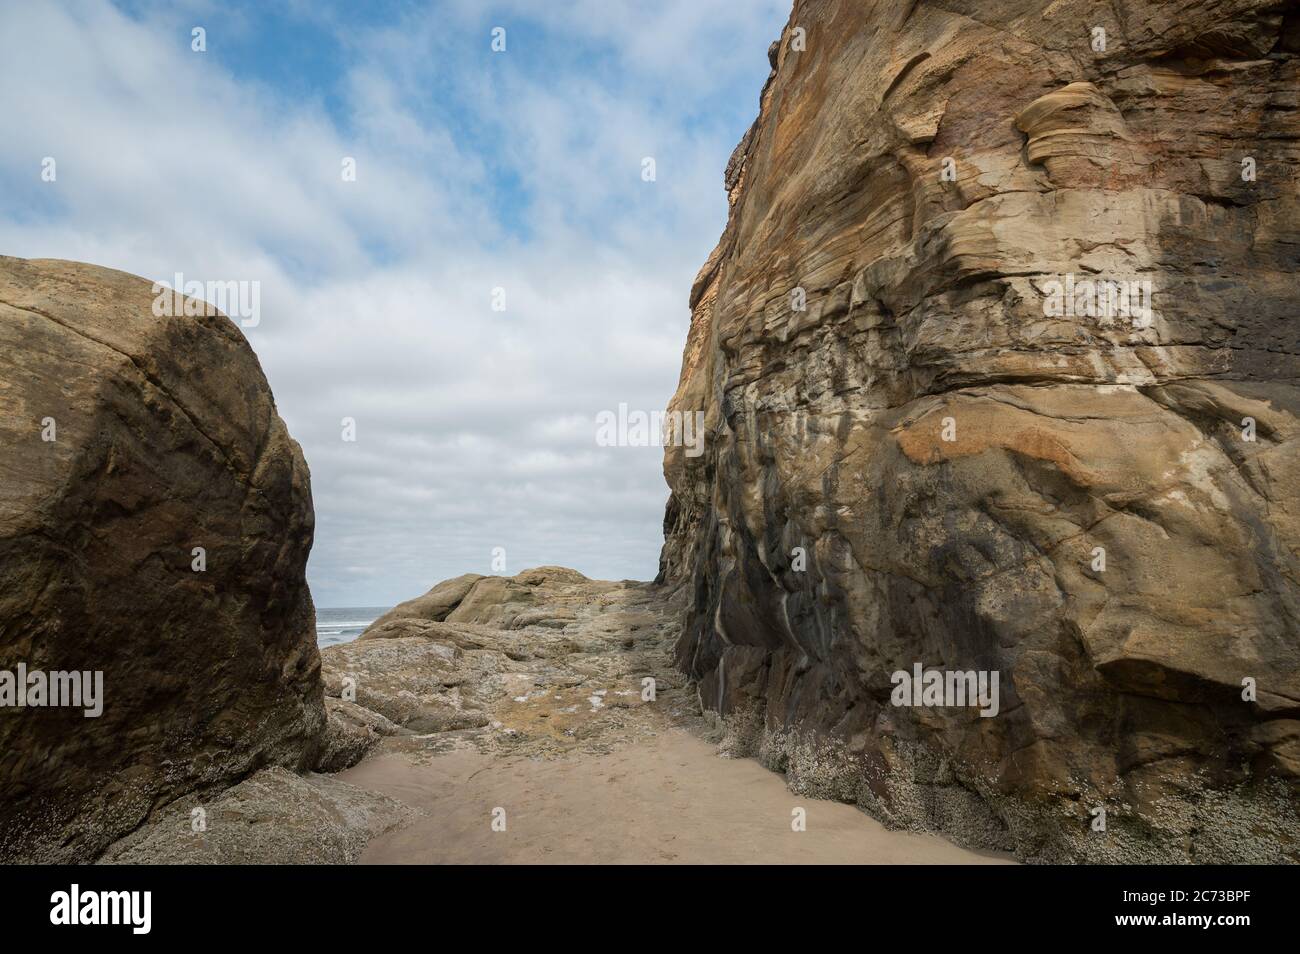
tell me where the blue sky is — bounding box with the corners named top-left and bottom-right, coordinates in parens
top-left (0, 0), bottom-right (789, 606)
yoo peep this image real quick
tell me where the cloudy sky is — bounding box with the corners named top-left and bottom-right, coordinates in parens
top-left (0, 0), bottom-right (788, 606)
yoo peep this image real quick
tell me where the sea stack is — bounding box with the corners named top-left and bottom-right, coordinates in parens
top-left (659, 1), bottom-right (1300, 862)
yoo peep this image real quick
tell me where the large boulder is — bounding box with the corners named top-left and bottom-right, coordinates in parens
top-left (360, 567), bottom-right (594, 635)
top-left (660, 1), bottom-right (1300, 861)
top-left (364, 572), bottom-right (485, 631)
top-left (0, 256), bottom-right (324, 862)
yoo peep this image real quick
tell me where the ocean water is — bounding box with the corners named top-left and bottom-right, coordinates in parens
top-left (315, 607), bottom-right (390, 648)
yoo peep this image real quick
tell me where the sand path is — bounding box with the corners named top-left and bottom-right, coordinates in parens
top-left (342, 730), bottom-right (1013, 865)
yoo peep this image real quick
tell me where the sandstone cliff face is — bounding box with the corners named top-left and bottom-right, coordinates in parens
top-left (0, 257), bottom-right (323, 862)
top-left (661, 1), bottom-right (1300, 861)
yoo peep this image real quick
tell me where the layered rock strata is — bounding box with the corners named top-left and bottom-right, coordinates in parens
top-left (659, 0), bottom-right (1300, 862)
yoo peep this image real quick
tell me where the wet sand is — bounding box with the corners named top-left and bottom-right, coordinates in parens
top-left (342, 730), bottom-right (1014, 865)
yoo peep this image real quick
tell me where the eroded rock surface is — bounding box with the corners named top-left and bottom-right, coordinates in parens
top-left (324, 568), bottom-right (689, 764)
top-left (99, 767), bottom-right (412, 865)
top-left (0, 257), bottom-right (324, 862)
top-left (103, 569), bottom-right (694, 862)
top-left (659, 1), bottom-right (1300, 862)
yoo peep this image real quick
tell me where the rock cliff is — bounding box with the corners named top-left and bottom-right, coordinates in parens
top-left (659, 0), bottom-right (1300, 862)
top-left (0, 257), bottom-right (324, 862)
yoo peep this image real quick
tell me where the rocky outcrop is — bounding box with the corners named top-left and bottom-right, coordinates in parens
top-left (660, 1), bottom-right (1300, 861)
top-left (97, 766), bottom-right (412, 865)
top-left (98, 568), bottom-right (688, 862)
top-left (365, 572), bottom-right (485, 630)
top-left (331, 567), bottom-right (683, 757)
top-left (361, 567), bottom-right (599, 638)
top-left (0, 257), bottom-right (324, 862)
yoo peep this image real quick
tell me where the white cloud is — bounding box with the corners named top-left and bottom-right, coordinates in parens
top-left (0, 0), bottom-right (786, 605)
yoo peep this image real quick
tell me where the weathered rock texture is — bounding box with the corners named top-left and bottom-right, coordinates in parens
top-left (660, 1), bottom-right (1300, 862)
top-left (101, 568), bottom-right (691, 862)
top-left (333, 567), bottom-right (684, 759)
top-left (98, 767), bottom-right (412, 865)
top-left (0, 257), bottom-right (324, 862)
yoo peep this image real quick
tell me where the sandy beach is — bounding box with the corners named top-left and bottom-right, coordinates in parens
top-left (344, 730), bottom-right (1013, 865)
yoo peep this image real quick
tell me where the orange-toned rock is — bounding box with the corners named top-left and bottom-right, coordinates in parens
top-left (660, 0), bottom-right (1300, 862)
